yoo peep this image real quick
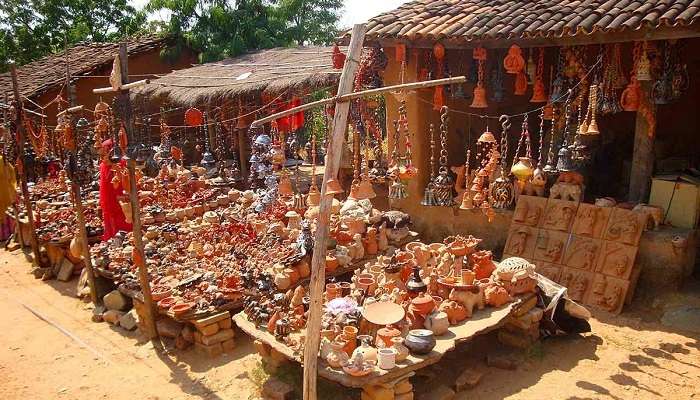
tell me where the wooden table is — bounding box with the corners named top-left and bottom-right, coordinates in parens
top-left (233, 296), bottom-right (525, 389)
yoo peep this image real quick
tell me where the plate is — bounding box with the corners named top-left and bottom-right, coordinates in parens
top-left (361, 301), bottom-right (405, 326)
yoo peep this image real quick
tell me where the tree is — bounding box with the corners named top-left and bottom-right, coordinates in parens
top-left (273, 0), bottom-right (342, 46)
top-left (0, 0), bottom-right (146, 71)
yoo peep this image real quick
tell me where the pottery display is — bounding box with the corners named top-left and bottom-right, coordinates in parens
top-left (377, 348), bottom-right (397, 370)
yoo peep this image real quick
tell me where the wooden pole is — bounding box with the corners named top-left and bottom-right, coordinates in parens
top-left (628, 82), bottom-right (655, 202)
top-left (301, 23), bottom-right (366, 400)
top-left (117, 43), bottom-right (159, 339)
top-left (251, 75), bottom-right (466, 128)
top-left (64, 43), bottom-right (100, 305)
top-left (9, 65), bottom-right (42, 265)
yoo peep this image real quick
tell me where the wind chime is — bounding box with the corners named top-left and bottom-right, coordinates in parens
top-left (387, 119), bottom-right (407, 199)
top-left (458, 149), bottom-right (473, 210)
top-left (490, 116), bottom-right (514, 208)
top-left (532, 109), bottom-right (547, 192)
top-left (555, 91), bottom-right (576, 172)
top-left (421, 123), bottom-right (437, 206)
top-left (201, 112), bottom-right (216, 171)
top-left (387, 99), bottom-right (417, 199)
top-left (306, 129), bottom-right (321, 207)
top-left (432, 106), bottom-right (454, 206)
top-left (470, 47), bottom-right (488, 109)
top-left (599, 44), bottom-right (625, 115)
top-left (368, 109), bottom-right (387, 183)
top-left (581, 84), bottom-right (600, 135)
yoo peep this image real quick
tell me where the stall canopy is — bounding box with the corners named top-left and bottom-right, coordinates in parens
top-left (350, 0), bottom-right (700, 45)
top-left (132, 46), bottom-right (345, 106)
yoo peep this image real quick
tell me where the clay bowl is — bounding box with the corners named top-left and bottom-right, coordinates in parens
top-left (151, 286), bottom-right (172, 301)
top-left (158, 296), bottom-right (177, 310)
top-left (170, 302), bottom-right (194, 316)
top-left (362, 301), bottom-right (405, 326)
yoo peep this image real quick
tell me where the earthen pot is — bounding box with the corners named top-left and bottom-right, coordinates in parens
top-left (170, 302), bottom-right (194, 317)
top-left (470, 250), bottom-right (497, 280)
top-left (325, 254), bottom-right (339, 273)
top-left (410, 292), bottom-right (436, 316)
top-left (158, 296), bottom-right (177, 310)
top-left (375, 325), bottom-right (401, 348)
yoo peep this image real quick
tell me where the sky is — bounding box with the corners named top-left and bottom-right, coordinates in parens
top-left (129, 0), bottom-right (409, 27)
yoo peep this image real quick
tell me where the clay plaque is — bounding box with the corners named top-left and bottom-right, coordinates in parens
top-left (571, 203), bottom-right (612, 239)
top-left (603, 208), bottom-right (646, 246)
top-left (536, 262), bottom-right (563, 283)
top-left (503, 223), bottom-right (538, 259)
top-left (585, 273), bottom-right (629, 314)
top-left (532, 229), bottom-right (569, 264)
top-left (595, 240), bottom-right (637, 280)
top-left (559, 267), bottom-right (595, 303)
top-left (563, 235), bottom-right (602, 272)
top-left (540, 199), bottom-right (579, 232)
top-left (513, 195), bottom-right (548, 227)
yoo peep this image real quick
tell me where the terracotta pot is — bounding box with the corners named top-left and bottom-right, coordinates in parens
top-left (158, 296), bottom-right (177, 310)
top-left (325, 255), bottom-right (339, 273)
top-left (326, 283), bottom-right (341, 300)
top-left (357, 277), bottom-right (376, 293)
top-left (375, 325), bottom-right (401, 348)
top-left (404, 329), bottom-right (436, 355)
top-left (170, 302), bottom-right (194, 317)
top-left (410, 292), bottom-right (436, 316)
top-left (339, 282), bottom-right (352, 297)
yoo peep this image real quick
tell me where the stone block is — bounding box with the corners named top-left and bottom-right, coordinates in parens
top-left (57, 259), bottom-right (75, 282)
top-left (103, 290), bottom-right (131, 311)
top-left (198, 322), bottom-right (220, 337)
top-left (193, 311), bottom-right (230, 330)
top-left (417, 385), bottom-right (455, 400)
top-left (395, 379), bottom-right (413, 395)
top-left (363, 384), bottom-right (394, 400)
top-left (194, 341), bottom-right (223, 357)
top-left (119, 310), bottom-right (139, 331)
top-left (218, 317), bottom-right (232, 329)
top-left (201, 328), bottom-right (234, 346)
top-left (156, 318), bottom-right (184, 339)
top-left (103, 310), bottom-right (124, 325)
top-left (181, 324), bottom-right (194, 342)
top-left (262, 377), bottom-right (294, 400)
top-left (221, 338), bottom-right (235, 353)
top-left (454, 368), bottom-right (483, 391)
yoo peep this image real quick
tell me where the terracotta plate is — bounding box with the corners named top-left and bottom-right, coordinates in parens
top-left (362, 301), bottom-right (405, 326)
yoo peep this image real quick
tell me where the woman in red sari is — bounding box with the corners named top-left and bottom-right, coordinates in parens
top-left (99, 139), bottom-right (132, 240)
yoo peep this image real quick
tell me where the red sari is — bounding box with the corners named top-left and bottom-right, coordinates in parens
top-left (99, 160), bottom-right (132, 240)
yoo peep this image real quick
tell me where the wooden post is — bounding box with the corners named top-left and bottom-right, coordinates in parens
top-left (629, 82), bottom-right (655, 202)
top-left (64, 46), bottom-right (100, 305)
top-left (238, 124), bottom-right (248, 183)
top-left (301, 23), bottom-right (366, 400)
top-left (9, 65), bottom-right (42, 265)
top-left (117, 43), bottom-right (159, 339)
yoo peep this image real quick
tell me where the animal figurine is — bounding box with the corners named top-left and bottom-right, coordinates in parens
top-left (549, 182), bottom-right (582, 202)
top-left (377, 222), bottom-right (389, 251)
top-left (448, 286), bottom-right (484, 317)
top-left (348, 233), bottom-right (365, 260)
top-left (438, 300), bottom-right (468, 324)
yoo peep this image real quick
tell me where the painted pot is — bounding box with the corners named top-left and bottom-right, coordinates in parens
top-left (404, 329), bottom-right (436, 355)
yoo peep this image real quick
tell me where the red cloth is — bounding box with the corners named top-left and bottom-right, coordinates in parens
top-left (99, 160), bottom-right (132, 240)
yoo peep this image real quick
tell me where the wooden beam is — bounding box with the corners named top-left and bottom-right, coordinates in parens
top-left (9, 65), bottom-right (42, 265)
top-left (92, 79), bottom-right (149, 94)
top-left (301, 23), bottom-right (366, 400)
top-left (56, 105), bottom-right (84, 117)
top-left (251, 75), bottom-right (466, 127)
top-left (628, 82), bottom-right (655, 203)
top-left (117, 43), bottom-right (159, 339)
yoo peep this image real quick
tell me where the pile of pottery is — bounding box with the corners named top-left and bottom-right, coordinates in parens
top-left (28, 172), bottom-right (71, 202)
top-left (29, 194), bottom-right (103, 243)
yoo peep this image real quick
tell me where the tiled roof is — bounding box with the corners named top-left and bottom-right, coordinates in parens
top-left (0, 35), bottom-right (170, 99)
top-left (358, 0), bottom-right (700, 42)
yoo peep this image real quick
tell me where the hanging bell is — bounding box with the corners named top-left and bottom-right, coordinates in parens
top-left (550, 76), bottom-right (564, 102)
top-left (636, 50), bottom-right (652, 81)
top-left (347, 180), bottom-right (361, 200)
top-left (579, 121), bottom-right (589, 136)
top-left (514, 71), bottom-right (528, 96)
top-left (201, 150), bottom-right (216, 170)
top-left (432, 169), bottom-right (455, 207)
top-left (489, 175), bottom-right (514, 209)
top-left (356, 178), bottom-right (376, 200)
top-left (586, 117), bottom-right (600, 135)
top-left (324, 178), bottom-right (344, 196)
top-left (555, 146), bottom-right (575, 172)
top-left (530, 79), bottom-right (547, 103)
top-left (306, 185), bottom-right (321, 206)
top-left (421, 183), bottom-right (438, 206)
top-left (470, 84), bottom-right (488, 108)
top-left (459, 190), bottom-right (474, 210)
top-left (511, 157), bottom-right (534, 183)
top-left (388, 180), bottom-right (408, 199)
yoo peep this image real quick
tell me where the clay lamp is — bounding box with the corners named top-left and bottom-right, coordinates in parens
top-left (169, 302), bottom-right (194, 317)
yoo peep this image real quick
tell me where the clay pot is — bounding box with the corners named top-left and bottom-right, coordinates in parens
top-left (170, 302), bottom-right (194, 317)
top-left (357, 277), bottom-right (376, 293)
top-left (424, 310), bottom-right (450, 336)
top-left (326, 340), bottom-right (349, 368)
top-left (326, 283), bottom-right (341, 300)
top-left (296, 259), bottom-right (310, 279)
top-left (352, 340), bottom-right (378, 363)
top-left (375, 325), bottom-right (401, 348)
top-left (377, 348), bottom-right (397, 370)
top-left (339, 282), bottom-right (352, 297)
top-left (410, 292), bottom-right (436, 316)
top-left (391, 337), bottom-right (410, 362)
top-left (404, 329), bottom-right (436, 355)
top-left (325, 254), bottom-right (339, 273)
top-left (267, 310), bottom-right (281, 333)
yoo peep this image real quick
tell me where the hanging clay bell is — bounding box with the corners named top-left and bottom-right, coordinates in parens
top-left (620, 79), bottom-right (641, 112)
top-left (470, 84), bottom-right (488, 108)
top-left (388, 180), bottom-right (408, 199)
top-left (530, 79), bottom-right (547, 103)
top-left (586, 118), bottom-right (600, 135)
top-left (356, 178), bottom-right (376, 200)
top-left (325, 178), bottom-right (344, 196)
top-left (511, 157), bottom-right (534, 183)
top-left (514, 71), bottom-right (528, 95)
top-left (307, 185), bottom-right (321, 206)
top-left (421, 182), bottom-right (438, 206)
top-left (503, 45), bottom-right (525, 74)
top-left (636, 50), bottom-right (652, 81)
top-left (477, 130), bottom-right (496, 144)
top-left (490, 173), bottom-right (514, 209)
top-left (459, 190), bottom-right (474, 210)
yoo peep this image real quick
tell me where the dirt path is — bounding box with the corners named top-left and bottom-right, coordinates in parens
top-left (0, 249), bottom-right (698, 400)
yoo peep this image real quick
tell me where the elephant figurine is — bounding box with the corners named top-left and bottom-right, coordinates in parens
top-left (448, 285), bottom-right (484, 318)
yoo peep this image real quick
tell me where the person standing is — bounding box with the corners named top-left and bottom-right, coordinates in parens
top-left (99, 139), bottom-right (131, 240)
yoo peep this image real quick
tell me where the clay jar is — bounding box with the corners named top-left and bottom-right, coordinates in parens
top-left (470, 250), bottom-right (497, 280)
top-left (326, 283), bottom-right (341, 300)
top-left (325, 253), bottom-right (339, 273)
top-left (391, 337), bottom-right (410, 362)
top-left (410, 292), bottom-right (436, 316)
top-left (375, 325), bottom-right (401, 348)
top-left (404, 329), bottom-right (436, 355)
top-left (352, 340), bottom-right (378, 363)
top-left (424, 310), bottom-right (450, 336)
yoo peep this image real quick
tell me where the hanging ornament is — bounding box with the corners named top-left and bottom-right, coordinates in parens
top-left (555, 92), bottom-right (576, 172)
top-left (621, 47), bottom-right (642, 112)
top-left (584, 84), bottom-right (600, 135)
top-left (489, 115), bottom-right (514, 209)
top-left (421, 123), bottom-right (438, 206)
top-left (387, 120), bottom-right (408, 200)
top-left (510, 118), bottom-right (534, 195)
top-left (307, 130), bottom-right (320, 206)
top-left (398, 100), bottom-right (417, 180)
top-left (332, 43), bottom-right (346, 69)
top-left (470, 47), bottom-right (488, 109)
top-left (550, 50), bottom-right (566, 103)
top-left (459, 149), bottom-right (473, 210)
top-left (94, 98), bottom-right (111, 120)
top-left (526, 48), bottom-right (536, 83)
top-left (514, 71), bottom-right (528, 95)
top-left (490, 51), bottom-right (505, 103)
top-left (184, 107), bottom-right (203, 126)
top-left (652, 41), bottom-right (674, 105)
top-left (530, 109), bottom-right (547, 196)
top-left (432, 107), bottom-right (454, 206)
top-left (503, 45), bottom-right (525, 74)
top-left (356, 128), bottom-right (377, 200)
top-left (200, 112), bottom-right (216, 171)
top-left (530, 48), bottom-right (547, 103)
top-left (636, 42), bottom-right (652, 81)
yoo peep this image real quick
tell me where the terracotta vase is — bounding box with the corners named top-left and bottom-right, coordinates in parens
top-left (410, 292), bottom-right (436, 316)
top-left (325, 254), bottom-right (339, 273)
top-left (326, 283), bottom-right (341, 300)
top-left (375, 325), bottom-right (401, 348)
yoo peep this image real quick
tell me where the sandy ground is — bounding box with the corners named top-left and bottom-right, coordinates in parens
top-left (0, 248), bottom-right (698, 400)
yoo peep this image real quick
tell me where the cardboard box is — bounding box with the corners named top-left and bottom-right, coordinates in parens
top-left (649, 177), bottom-right (700, 229)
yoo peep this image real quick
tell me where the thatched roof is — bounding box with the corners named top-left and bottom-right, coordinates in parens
top-left (0, 35), bottom-right (170, 99)
top-left (132, 46), bottom-right (343, 106)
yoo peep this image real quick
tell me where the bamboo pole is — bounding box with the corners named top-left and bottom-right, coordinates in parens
top-left (91, 79), bottom-right (149, 94)
top-left (251, 75), bottom-right (466, 128)
top-left (301, 23), bottom-right (366, 400)
top-left (0, 103), bottom-right (47, 118)
top-left (117, 43), bottom-right (158, 339)
top-left (64, 43), bottom-right (100, 305)
top-left (9, 65), bottom-right (42, 265)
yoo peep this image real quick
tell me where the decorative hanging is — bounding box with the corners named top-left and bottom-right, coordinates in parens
top-left (636, 42), bottom-right (652, 81)
top-left (652, 41), bottom-right (675, 105)
top-left (398, 100), bottom-right (417, 180)
top-left (490, 50), bottom-right (505, 103)
top-left (432, 106), bottom-right (454, 206)
top-left (387, 120), bottom-right (408, 200)
top-left (471, 47), bottom-right (488, 109)
top-left (556, 92), bottom-right (576, 172)
top-left (526, 48), bottom-right (536, 83)
top-left (307, 128), bottom-right (320, 206)
top-left (510, 118), bottom-right (534, 194)
top-left (368, 109), bottom-right (387, 183)
top-left (458, 149), bottom-right (473, 210)
top-left (433, 43), bottom-right (446, 110)
top-left (503, 45), bottom-right (525, 74)
top-left (550, 50), bottom-right (566, 103)
top-left (530, 49), bottom-right (547, 103)
top-left (489, 115), bottom-right (514, 209)
top-left (584, 84), bottom-right (600, 135)
top-left (184, 107), bottom-right (203, 126)
top-left (357, 126), bottom-right (377, 200)
top-left (332, 43), bottom-right (346, 69)
top-left (421, 123), bottom-right (438, 206)
top-left (514, 71), bottom-right (528, 96)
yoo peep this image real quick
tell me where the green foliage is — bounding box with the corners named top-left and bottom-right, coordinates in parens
top-left (272, 0), bottom-right (343, 46)
top-left (0, 0), bottom-right (146, 72)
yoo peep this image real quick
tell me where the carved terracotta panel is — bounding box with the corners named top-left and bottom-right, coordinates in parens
top-left (585, 273), bottom-right (629, 314)
top-left (503, 223), bottom-right (537, 259)
top-left (571, 203), bottom-right (612, 239)
top-left (513, 195), bottom-right (548, 227)
top-left (536, 262), bottom-right (563, 283)
top-left (533, 229), bottom-right (569, 264)
top-left (540, 199), bottom-right (579, 232)
top-left (563, 235), bottom-right (602, 272)
top-left (603, 208), bottom-right (646, 246)
top-left (559, 267), bottom-right (594, 303)
top-left (595, 241), bottom-right (637, 280)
